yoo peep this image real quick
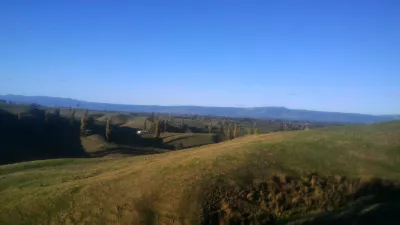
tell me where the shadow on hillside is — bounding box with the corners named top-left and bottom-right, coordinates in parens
top-left (164, 123), bottom-right (184, 133)
top-left (188, 126), bottom-right (207, 133)
top-left (287, 180), bottom-right (400, 225)
top-left (86, 122), bottom-right (176, 151)
top-left (0, 107), bottom-right (219, 163)
top-left (202, 174), bottom-right (400, 225)
top-left (89, 147), bottom-right (169, 157)
top-left (162, 134), bottom-right (195, 144)
top-left (0, 109), bottom-right (89, 165)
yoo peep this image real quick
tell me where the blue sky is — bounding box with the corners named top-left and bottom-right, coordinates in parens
top-left (1, 0), bottom-right (399, 115)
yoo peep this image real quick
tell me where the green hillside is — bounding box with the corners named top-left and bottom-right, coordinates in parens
top-left (0, 105), bottom-right (223, 164)
top-left (0, 121), bottom-right (399, 224)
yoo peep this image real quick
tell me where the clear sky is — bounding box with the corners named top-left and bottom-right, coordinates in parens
top-left (1, 0), bottom-right (399, 115)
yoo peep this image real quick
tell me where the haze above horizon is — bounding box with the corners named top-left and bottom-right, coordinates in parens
top-left (1, 0), bottom-right (399, 115)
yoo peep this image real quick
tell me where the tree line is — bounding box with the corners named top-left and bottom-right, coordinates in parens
top-left (16, 106), bottom-right (262, 143)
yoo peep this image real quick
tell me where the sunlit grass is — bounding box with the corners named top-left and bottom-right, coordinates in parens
top-left (0, 121), bottom-right (399, 224)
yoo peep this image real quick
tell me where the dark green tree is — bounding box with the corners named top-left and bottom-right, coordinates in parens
top-left (226, 123), bottom-right (234, 140)
top-left (18, 112), bottom-right (23, 121)
top-left (80, 110), bottom-right (88, 135)
top-left (246, 127), bottom-right (252, 136)
top-left (149, 112), bottom-right (155, 122)
top-left (154, 119), bottom-right (161, 139)
top-left (252, 121), bottom-right (256, 134)
top-left (106, 116), bottom-right (112, 140)
top-left (233, 123), bottom-right (239, 139)
top-left (70, 109), bottom-right (76, 126)
top-left (181, 118), bottom-right (185, 132)
top-left (54, 108), bottom-right (60, 117)
top-left (45, 109), bottom-right (51, 122)
top-left (254, 127), bottom-right (259, 135)
top-left (218, 124), bottom-right (226, 141)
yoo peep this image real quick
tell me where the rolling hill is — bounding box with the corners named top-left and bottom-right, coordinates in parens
top-left (0, 104), bottom-right (221, 164)
top-left (1, 121), bottom-right (399, 224)
top-left (1, 94), bottom-right (398, 123)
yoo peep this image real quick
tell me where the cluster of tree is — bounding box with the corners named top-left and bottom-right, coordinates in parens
top-left (216, 121), bottom-right (259, 142)
top-left (1, 105), bottom-right (91, 164)
top-left (144, 113), bottom-right (191, 138)
top-left (0, 100), bottom-right (15, 104)
top-left (277, 122), bottom-right (310, 131)
top-left (143, 113), bottom-right (166, 138)
top-left (16, 106), bottom-right (115, 141)
top-left (203, 116), bottom-right (321, 133)
top-left (153, 118), bottom-right (161, 139)
top-left (17, 107), bottom-right (61, 122)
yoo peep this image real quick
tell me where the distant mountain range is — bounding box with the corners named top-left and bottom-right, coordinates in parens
top-left (1, 94), bottom-right (398, 124)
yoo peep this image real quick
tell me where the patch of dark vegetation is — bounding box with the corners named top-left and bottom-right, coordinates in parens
top-left (202, 173), bottom-right (400, 225)
top-left (0, 108), bottom-right (89, 165)
top-left (90, 147), bottom-right (169, 157)
top-left (0, 102), bottom-right (349, 164)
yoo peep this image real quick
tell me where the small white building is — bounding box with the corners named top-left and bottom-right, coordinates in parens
top-left (136, 130), bottom-right (150, 135)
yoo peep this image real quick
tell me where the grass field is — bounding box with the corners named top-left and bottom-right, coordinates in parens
top-left (80, 132), bottom-right (218, 157)
top-left (0, 104), bottom-right (223, 163)
top-left (0, 121), bottom-right (399, 224)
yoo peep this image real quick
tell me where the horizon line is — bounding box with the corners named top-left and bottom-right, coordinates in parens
top-left (1, 93), bottom-right (397, 116)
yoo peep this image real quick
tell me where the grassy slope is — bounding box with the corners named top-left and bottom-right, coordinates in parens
top-left (0, 122), bottom-right (399, 224)
top-left (162, 133), bottom-right (217, 149)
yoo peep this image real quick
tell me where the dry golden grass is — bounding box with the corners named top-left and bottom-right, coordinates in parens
top-left (119, 116), bottom-right (148, 129)
top-left (0, 122), bottom-right (399, 224)
top-left (0, 133), bottom-right (286, 224)
top-left (80, 135), bottom-right (116, 153)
